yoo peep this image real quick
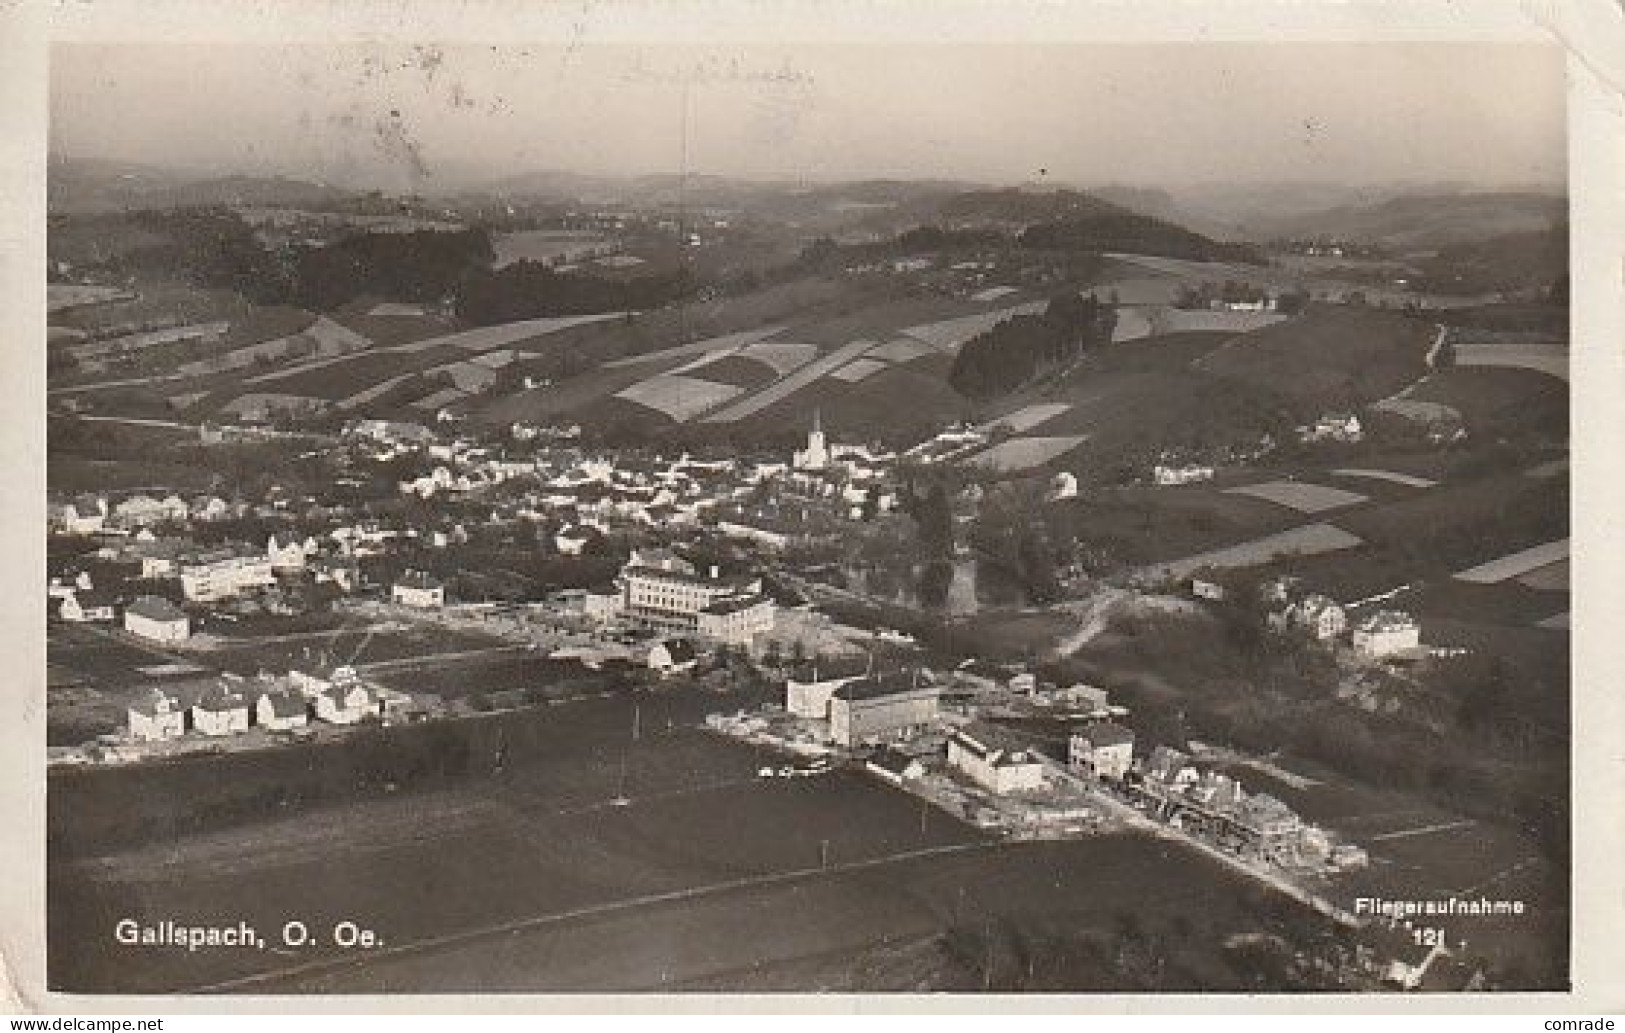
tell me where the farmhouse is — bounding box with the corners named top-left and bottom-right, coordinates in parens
top-left (1069, 723), bottom-right (1135, 780)
top-left (123, 595), bottom-right (189, 644)
top-left (828, 671), bottom-right (940, 748)
top-left (56, 495), bottom-right (108, 535)
top-left (314, 675), bottom-right (380, 725)
top-left (1154, 463), bottom-right (1214, 486)
top-left (127, 688), bottom-right (186, 742)
top-left (254, 687), bottom-right (310, 732)
top-left (59, 588), bottom-right (117, 623)
top-left (947, 722), bottom-right (1046, 795)
top-left (391, 570), bottom-right (446, 609)
top-left (1352, 610), bottom-right (1422, 658)
top-left (648, 639), bottom-right (699, 676)
top-left (1284, 593), bottom-right (1348, 642)
top-left (191, 684), bottom-right (251, 737)
top-left (266, 534), bottom-right (308, 573)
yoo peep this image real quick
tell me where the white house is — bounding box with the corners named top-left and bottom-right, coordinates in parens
top-left (696, 594), bottom-right (776, 648)
top-left (1154, 463), bottom-right (1215, 486)
top-left (127, 688), bottom-right (186, 742)
top-left (191, 684), bottom-right (251, 737)
top-left (391, 570), bottom-right (446, 609)
top-left (1288, 594), bottom-right (1348, 642)
top-left (123, 595), bottom-right (190, 644)
top-left (59, 588), bottom-right (117, 623)
top-left (648, 639), bottom-right (699, 676)
top-left (254, 688), bottom-right (309, 731)
top-left (784, 659), bottom-right (869, 721)
top-left (1352, 610), bottom-right (1421, 658)
top-left (314, 678), bottom-right (379, 725)
top-left (267, 534), bottom-right (307, 573)
top-left (947, 723), bottom-right (1047, 795)
top-left (1069, 723), bottom-right (1135, 781)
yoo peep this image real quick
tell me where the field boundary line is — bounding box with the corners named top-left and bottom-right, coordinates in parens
top-left (187, 839), bottom-right (1001, 993)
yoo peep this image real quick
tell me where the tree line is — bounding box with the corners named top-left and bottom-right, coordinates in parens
top-left (948, 291), bottom-right (1117, 401)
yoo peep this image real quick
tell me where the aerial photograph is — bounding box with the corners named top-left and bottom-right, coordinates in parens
top-left (44, 42), bottom-right (1570, 994)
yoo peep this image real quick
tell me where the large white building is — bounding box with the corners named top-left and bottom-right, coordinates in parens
top-left (947, 722), bottom-right (1047, 795)
top-left (611, 549), bottom-right (772, 635)
top-left (1352, 610), bottom-right (1421, 658)
top-left (123, 595), bottom-right (190, 644)
top-left (179, 551), bottom-right (276, 602)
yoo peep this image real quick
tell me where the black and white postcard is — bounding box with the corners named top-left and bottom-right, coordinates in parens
top-left (4, 0), bottom-right (1622, 1013)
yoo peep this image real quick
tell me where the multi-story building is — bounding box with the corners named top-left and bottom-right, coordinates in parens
top-left (613, 549), bottom-right (769, 634)
top-left (947, 722), bottom-right (1046, 795)
top-left (1352, 610), bottom-right (1421, 658)
top-left (179, 551), bottom-right (276, 602)
top-left (828, 671), bottom-right (940, 747)
top-left (124, 595), bottom-right (190, 644)
top-left (1069, 722), bottom-right (1135, 780)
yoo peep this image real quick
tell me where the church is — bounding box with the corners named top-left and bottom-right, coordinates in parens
top-left (791, 410), bottom-right (829, 471)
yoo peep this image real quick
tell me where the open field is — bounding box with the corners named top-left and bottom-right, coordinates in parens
top-left (701, 338), bottom-right (876, 424)
top-left (1196, 305), bottom-right (1434, 413)
top-left (48, 284), bottom-right (137, 313)
top-left (963, 435), bottom-right (1088, 473)
top-left (1223, 480), bottom-right (1369, 514)
top-left (827, 357), bottom-right (888, 382)
top-left (897, 302), bottom-right (1047, 353)
top-left (1054, 486), bottom-right (1302, 569)
top-left (603, 327), bottom-right (790, 370)
top-left (1454, 539), bottom-right (1569, 584)
top-left (983, 402), bottom-right (1072, 434)
top-left (1330, 468), bottom-right (1437, 489)
top-left (1403, 367), bottom-right (1568, 439)
top-left (50, 687), bottom-right (1366, 993)
top-left (1145, 522), bottom-right (1364, 581)
top-left (1453, 342), bottom-right (1567, 380)
top-left (616, 374), bottom-right (745, 423)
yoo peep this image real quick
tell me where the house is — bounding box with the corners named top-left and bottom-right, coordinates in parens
top-left (123, 595), bottom-right (189, 644)
top-left (1069, 723), bottom-right (1135, 780)
top-left (314, 675), bottom-right (379, 725)
top-left (784, 656), bottom-right (870, 720)
top-left (191, 684), bottom-right (251, 737)
top-left (554, 524), bottom-right (595, 556)
top-left (1191, 578), bottom-right (1227, 601)
top-left (58, 495), bottom-right (108, 535)
top-left (127, 688), bottom-right (185, 742)
top-left (391, 570), bottom-right (446, 609)
top-left (1143, 745), bottom-right (1197, 788)
top-left (1352, 610), bottom-right (1421, 658)
top-left (583, 587), bottom-right (623, 621)
top-left (1052, 683), bottom-right (1110, 714)
top-left (254, 688), bottom-right (310, 732)
top-left (647, 638), bottom-right (699, 675)
top-left (866, 748), bottom-right (927, 785)
top-left (266, 534), bottom-right (307, 573)
top-left (1154, 463), bottom-right (1214, 486)
top-left (696, 593), bottom-right (776, 648)
top-left (828, 671), bottom-right (940, 747)
top-left (1298, 412), bottom-right (1363, 444)
top-left (1287, 593), bottom-right (1347, 641)
top-left (59, 588), bottom-right (117, 623)
top-left (947, 722), bottom-right (1047, 794)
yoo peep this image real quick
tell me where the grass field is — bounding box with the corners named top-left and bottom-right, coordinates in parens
top-left (1146, 522), bottom-right (1365, 581)
top-left (616, 374), bottom-right (745, 422)
top-left (1405, 367), bottom-right (1568, 439)
top-left (1053, 486), bottom-right (1302, 570)
top-left (1196, 304), bottom-right (1434, 414)
top-left (1223, 480), bottom-right (1369, 514)
top-left (963, 435), bottom-right (1088, 473)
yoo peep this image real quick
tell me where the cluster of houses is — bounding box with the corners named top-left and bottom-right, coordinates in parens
top-left (1100, 742), bottom-right (1366, 870)
top-left (125, 665), bottom-right (433, 744)
top-left (1261, 576), bottom-right (1423, 659)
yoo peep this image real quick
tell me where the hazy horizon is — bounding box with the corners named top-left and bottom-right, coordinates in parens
top-left (51, 43), bottom-right (1567, 196)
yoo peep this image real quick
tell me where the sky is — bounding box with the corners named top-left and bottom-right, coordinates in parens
top-left (49, 43), bottom-right (1567, 194)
